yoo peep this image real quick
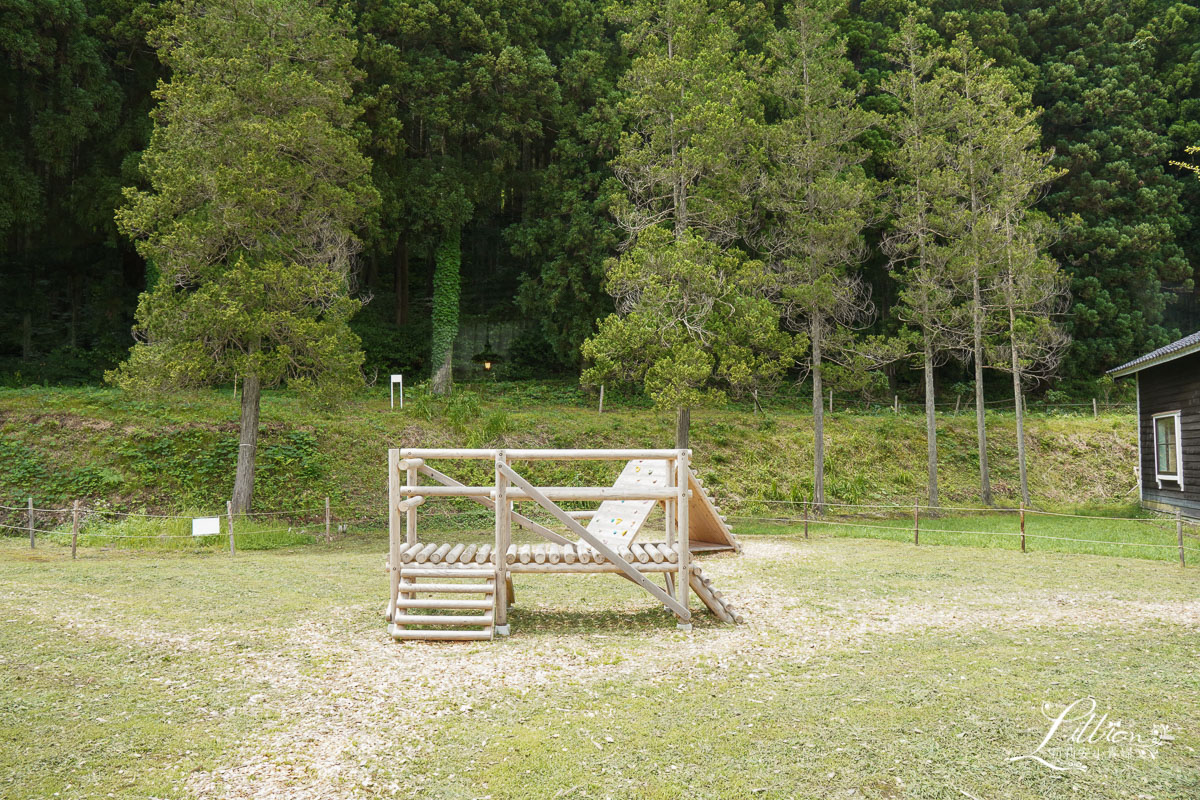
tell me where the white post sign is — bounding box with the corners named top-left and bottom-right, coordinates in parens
top-left (192, 517), bottom-right (220, 537)
top-left (390, 374), bottom-right (404, 409)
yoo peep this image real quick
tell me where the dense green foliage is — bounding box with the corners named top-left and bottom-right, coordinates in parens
top-left (2, 0), bottom-right (1198, 394)
top-left (110, 0), bottom-right (376, 402)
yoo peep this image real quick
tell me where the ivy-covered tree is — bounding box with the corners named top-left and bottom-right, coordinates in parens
top-left (110, 0), bottom-right (378, 512)
top-left (357, 0), bottom-right (559, 394)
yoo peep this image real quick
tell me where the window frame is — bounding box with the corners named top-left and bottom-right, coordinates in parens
top-left (1151, 410), bottom-right (1184, 490)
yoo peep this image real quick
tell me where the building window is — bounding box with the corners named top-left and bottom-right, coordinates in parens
top-left (1153, 411), bottom-right (1183, 489)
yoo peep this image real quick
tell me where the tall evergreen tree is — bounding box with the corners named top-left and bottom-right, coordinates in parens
top-left (882, 19), bottom-right (960, 509)
top-left (597, 0), bottom-right (767, 446)
top-left (757, 0), bottom-right (879, 510)
top-left (110, 0), bottom-right (378, 512)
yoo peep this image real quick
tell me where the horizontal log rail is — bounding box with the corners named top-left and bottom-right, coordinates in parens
top-left (399, 448), bottom-right (689, 461)
top-left (416, 463), bottom-right (570, 546)
top-left (396, 485), bottom-right (681, 502)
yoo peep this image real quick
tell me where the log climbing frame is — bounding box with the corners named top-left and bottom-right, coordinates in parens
top-left (386, 448), bottom-right (742, 641)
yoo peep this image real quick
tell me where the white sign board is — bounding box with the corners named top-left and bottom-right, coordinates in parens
top-left (192, 517), bottom-right (221, 537)
top-left (390, 374), bottom-right (404, 409)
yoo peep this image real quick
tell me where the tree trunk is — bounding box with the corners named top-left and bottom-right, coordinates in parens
top-left (1010, 306), bottom-right (1029, 506)
top-left (675, 406), bottom-right (690, 450)
top-left (924, 337), bottom-right (939, 509)
top-left (394, 237), bottom-right (409, 326)
top-left (430, 228), bottom-right (460, 396)
top-left (431, 350), bottom-right (453, 395)
top-left (972, 274), bottom-right (991, 505)
top-left (21, 311), bottom-right (32, 359)
top-left (68, 272), bottom-right (79, 350)
top-left (811, 320), bottom-right (825, 512)
top-left (231, 373), bottom-right (262, 514)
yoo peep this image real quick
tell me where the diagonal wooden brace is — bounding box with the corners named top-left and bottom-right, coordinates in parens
top-left (498, 462), bottom-right (691, 622)
top-left (417, 463), bottom-right (571, 546)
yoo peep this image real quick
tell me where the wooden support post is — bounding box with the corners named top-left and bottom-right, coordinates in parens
top-left (1178, 509), bottom-right (1185, 567)
top-left (828, 390), bottom-right (833, 413)
top-left (27, 497), bottom-right (34, 549)
top-left (894, 395), bottom-right (899, 414)
top-left (598, 384), bottom-right (604, 414)
top-left (677, 450), bottom-right (690, 626)
top-left (325, 496), bottom-right (331, 543)
top-left (405, 462), bottom-right (418, 547)
top-left (1020, 506), bottom-right (1026, 553)
top-left (1092, 397), bottom-right (1098, 417)
top-left (226, 500), bottom-right (235, 556)
top-left (494, 451), bottom-right (511, 634)
top-left (71, 500), bottom-right (79, 560)
top-left (954, 395), bottom-right (961, 415)
top-left (665, 452), bottom-right (676, 551)
top-left (803, 501), bottom-right (809, 539)
top-left (913, 501), bottom-right (919, 546)
top-left (388, 449), bottom-right (401, 623)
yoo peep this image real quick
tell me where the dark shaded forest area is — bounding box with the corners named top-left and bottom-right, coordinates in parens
top-left (3, 0), bottom-right (1198, 394)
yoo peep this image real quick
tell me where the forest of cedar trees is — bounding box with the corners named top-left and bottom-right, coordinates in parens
top-left (3, 0), bottom-right (1198, 402)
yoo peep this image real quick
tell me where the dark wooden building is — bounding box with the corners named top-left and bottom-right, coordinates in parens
top-left (1109, 331), bottom-right (1200, 519)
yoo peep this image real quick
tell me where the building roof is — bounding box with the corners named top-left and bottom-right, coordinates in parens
top-left (1108, 330), bottom-right (1200, 377)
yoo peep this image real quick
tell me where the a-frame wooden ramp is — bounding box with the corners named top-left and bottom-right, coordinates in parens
top-left (583, 459), bottom-right (739, 553)
top-left (385, 448), bottom-right (744, 642)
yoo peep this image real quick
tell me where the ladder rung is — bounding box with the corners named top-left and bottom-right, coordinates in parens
top-left (396, 598), bottom-right (495, 610)
top-left (392, 612), bottom-right (494, 626)
top-left (400, 567), bottom-right (496, 579)
top-left (399, 581), bottom-right (494, 594)
top-left (392, 628), bottom-right (493, 641)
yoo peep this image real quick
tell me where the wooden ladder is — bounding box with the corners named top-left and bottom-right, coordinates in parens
top-left (688, 566), bottom-right (744, 624)
top-left (391, 566), bottom-right (497, 641)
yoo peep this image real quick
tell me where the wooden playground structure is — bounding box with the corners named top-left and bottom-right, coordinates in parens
top-left (385, 448), bottom-right (743, 641)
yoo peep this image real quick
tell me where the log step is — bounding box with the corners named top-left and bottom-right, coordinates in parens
top-left (392, 612), bottom-right (494, 626)
top-left (688, 566), bottom-right (744, 625)
top-left (399, 567), bottom-right (497, 579)
top-left (396, 597), bottom-right (494, 610)
top-left (392, 628), bottom-right (494, 641)
top-left (399, 581), bottom-right (495, 594)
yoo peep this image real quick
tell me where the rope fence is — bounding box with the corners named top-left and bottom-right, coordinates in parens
top-left (3, 494), bottom-right (1197, 565)
top-left (727, 498), bottom-right (1200, 565)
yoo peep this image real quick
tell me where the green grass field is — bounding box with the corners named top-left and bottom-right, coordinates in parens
top-left (734, 506), bottom-right (1200, 563)
top-left (2, 531), bottom-right (1197, 800)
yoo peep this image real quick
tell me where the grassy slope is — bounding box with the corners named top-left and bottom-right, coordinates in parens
top-left (0, 383), bottom-right (1137, 521)
top-left (1, 534), bottom-right (1196, 799)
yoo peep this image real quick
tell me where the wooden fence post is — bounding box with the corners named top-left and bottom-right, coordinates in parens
top-left (913, 501), bottom-right (919, 546)
top-left (1178, 509), bottom-right (1185, 567)
top-left (893, 395), bottom-right (899, 414)
top-left (598, 384), bottom-right (605, 414)
top-left (325, 497), bottom-right (331, 543)
top-left (954, 395), bottom-right (961, 415)
top-left (72, 500), bottom-right (80, 560)
top-left (828, 390), bottom-right (833, 413)
top-left (1092, 398), bottom-right (1098, 417)
top-left (227, 500), bottom-right (235, 556)
top-left (803, 501), bottom-right (809, 539)
top-left (27, 497), bottom-right (34, 549)
top-left (1020, 506), bottom-right (1026, 553)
